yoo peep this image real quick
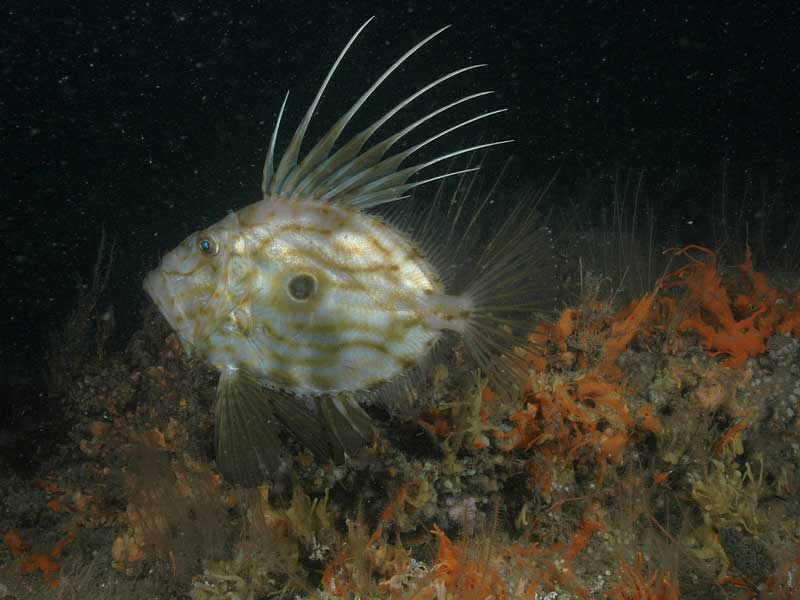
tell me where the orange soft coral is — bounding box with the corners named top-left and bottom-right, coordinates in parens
top-left (663, 245), bottom-right (800, 367)
top-left (430, 524), bottom-right (508, 599)
top-left (599, 289), bottom-right (660, 376)
top-left (498, 375), bottom-right (642, 491)
top-left (664, 246), bottom-right (772, 368)
top-left (523, 308), bottom-right (580, 372)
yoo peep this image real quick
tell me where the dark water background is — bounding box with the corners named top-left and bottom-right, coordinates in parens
top-left (2, 1), bottom-right (799, 415)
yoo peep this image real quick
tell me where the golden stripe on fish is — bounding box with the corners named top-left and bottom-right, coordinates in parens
top-left (210, 329), bottom-right (411, 393)
top-left (260, 315), bottom-right (423, 348)
top-left (144, 19), bottom-right (552, 485)
top-left (257, 322), bottom-right (428, 365)
top-left (252, 213), bottom-right (397, 267)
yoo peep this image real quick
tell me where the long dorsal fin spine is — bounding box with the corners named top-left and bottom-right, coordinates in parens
top-left (318, 110), bottom-right (507, 203)
top-left (261, 91), bottom-right (290, 199)
top-left (279, 25), bottom-right (452, 196)
top-left (344, 139), bottom-right (512, 208)
top-left (291, 64), bottom-right (487, 198)
top-left (351, 166), bottom-right (482, 209)
top-left (270, 17), bottom-right (374, 195)
top-left (311, 92), bottom-right (496, 200)
top-left (259, 20), bottom-right (509, 209)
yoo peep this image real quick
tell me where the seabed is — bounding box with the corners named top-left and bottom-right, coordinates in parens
top-left (2, 245), bottom-right (800, 600)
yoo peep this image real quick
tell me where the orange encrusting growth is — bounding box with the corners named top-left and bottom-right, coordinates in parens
top-left (3, 528), bottom-right (25, 557)
top-left (3, 474), bottom-right (81, 589)
top-left (608, 553), bottom-right (680, 600)
top-left (14, 244), bottom-right (800, 598)
top-left (3, 527), bottom-right (77, 588)
top-left (430, 524), bottom-right (508, 599)
top-left (322, 485), bottom-right (412, 597)
top-left (415, 243), bottom-right (800, 598)
top-left (712, 420), bottom-right (748, 457)
top-left (598, 289), bottom-right (661, 376)
top-left (321, 488), bottom-right (607, 597)
top-left (496, 374), bottom-right (645, 489)
top-left (500, 505), bottom-right (605, 598)
top-left (512, 245), bottom-right (800, 492)
top-left (663, 246), bottom-right (800, 368)
top-left (421, 505), bottom-right (604, 599)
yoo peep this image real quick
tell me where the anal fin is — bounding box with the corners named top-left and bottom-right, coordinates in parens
top-left (319, 392), bottom-right (377, 463)
top-left (270, 392), bottom-right (333, 463)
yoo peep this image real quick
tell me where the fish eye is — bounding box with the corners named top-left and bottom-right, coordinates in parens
top-left (198, 236), bottom-right (218, 255)
top-left (287, 273), bottom-right (316, 301)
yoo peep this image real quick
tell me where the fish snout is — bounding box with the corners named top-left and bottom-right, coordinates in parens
top-left (144, 268), bottom-right (187, 337)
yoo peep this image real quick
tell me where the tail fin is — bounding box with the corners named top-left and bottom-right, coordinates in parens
top-left (385, 162), bottom-right (562, 402)
top-left (458, 186), bottom-right (560, 398)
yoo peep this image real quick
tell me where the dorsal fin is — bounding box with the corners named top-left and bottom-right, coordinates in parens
top-left (277, 25), bottom-right (451, 196)
top-left (261, 19), bottom-right (509, 208)
top-left (317, 111), bottom-right (509, 204)
top-left (261, 91), bottom-right (289, 198)
top-left (291, 66), bottom-right (488, 199)
top-left (269, 17), bottom-right (374, 196)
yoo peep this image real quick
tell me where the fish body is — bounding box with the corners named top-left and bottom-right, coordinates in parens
top-left (144, 19), bottom-right (552, 485)
top-left (145, 198), bottom-right (470, 394)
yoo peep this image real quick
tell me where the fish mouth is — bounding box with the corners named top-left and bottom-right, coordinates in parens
top-left (143, 269), bottom-right (189, 339)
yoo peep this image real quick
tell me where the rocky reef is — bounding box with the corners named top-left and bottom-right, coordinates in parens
top-left (2, 245), bottom-right (800, 599)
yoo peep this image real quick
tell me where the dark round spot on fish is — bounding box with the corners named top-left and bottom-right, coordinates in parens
top-left (288, 273), bottom-right (316, 301)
